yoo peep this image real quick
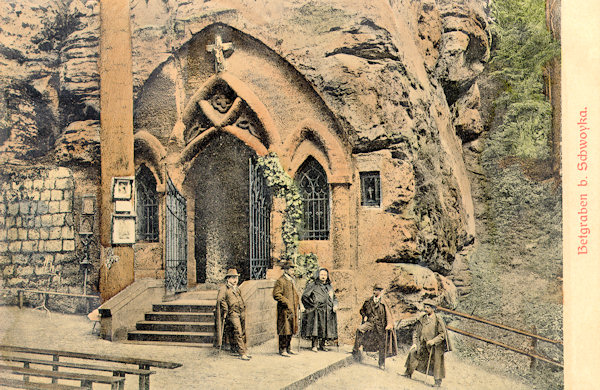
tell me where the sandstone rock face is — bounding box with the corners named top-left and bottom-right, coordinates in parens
top-left (435, 0), bottom-right (490, 103)
top-left (127, 0), bottom-right (490, 274)
top-left (452, 83), bottom-right (483, 141)
top-left (0, 0), bottom-right (99, 163)
top-left (386, 263), bottom-right (458, 341)
top-left (387, 263), bottom-right (458, 309)
top-left (0, 0), bottom-right (490, 315)
top-left (54, 120), bottom-right (100, 165)
top-left (59, 0), bottom-right (100, 124)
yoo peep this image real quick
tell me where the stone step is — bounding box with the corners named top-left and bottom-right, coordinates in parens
top-left (136, 320), bottom-right (215, 332)
top-left (123, 340), bottom-right (214, 348)
top-left (144, 311), bottom-right (214, 322)
top-left (174, 290), bottom-right (218, 300)
top-left (127, 330), bottom-right (214, 343)
top-left (153, 302), bottom-right (215, 313)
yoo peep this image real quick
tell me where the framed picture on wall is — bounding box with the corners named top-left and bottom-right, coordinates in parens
top-left (111, 214), bottom-right (136, 244)
top-left (112, 177), bottom-right (134, 200)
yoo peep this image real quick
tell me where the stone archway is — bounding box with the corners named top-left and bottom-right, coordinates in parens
top-left (184, 131), bottom-right (258, 283)
top-left (177, 72), bottom-right (275, 284)
top-left (133, 23), bottom-right (354, 288)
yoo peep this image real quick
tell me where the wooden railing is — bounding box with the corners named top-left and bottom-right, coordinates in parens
top-left (433, 305), bottom-right (563, 369)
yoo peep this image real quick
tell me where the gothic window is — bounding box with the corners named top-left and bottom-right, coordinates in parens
top-left (360, 171), bottom-right (381, 207)
top-left (136, 165), bottom-right (159, 242)
top-left (296, 157), bottom-right (329, 240)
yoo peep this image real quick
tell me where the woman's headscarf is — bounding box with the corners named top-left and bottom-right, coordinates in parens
top-left (313, 267), bottom-right (331, 285)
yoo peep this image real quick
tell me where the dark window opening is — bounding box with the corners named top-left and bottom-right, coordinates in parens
top-left (296, 157), bottom-right (330, 240)
top-left (136, 165), bottom-right (159, 242)
top-left (360, 171), bottom-right (381, 207)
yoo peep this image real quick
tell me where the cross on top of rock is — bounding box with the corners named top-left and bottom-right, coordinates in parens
top-left (206, 35), bottom-right (234, 73)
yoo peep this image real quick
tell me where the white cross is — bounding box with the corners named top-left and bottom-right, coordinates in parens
top-left (206, 35), bottom-right (233, 73)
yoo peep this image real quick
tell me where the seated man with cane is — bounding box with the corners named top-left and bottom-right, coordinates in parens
top-left (352, 283), bottom-right (398, 370)
top-left (401, 300), bottom-right (451, 387)
top-left (215, 268), bottom-right (251, 361)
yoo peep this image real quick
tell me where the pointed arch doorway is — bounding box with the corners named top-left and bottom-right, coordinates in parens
top-left (185, 131), bottom-right (271, 284)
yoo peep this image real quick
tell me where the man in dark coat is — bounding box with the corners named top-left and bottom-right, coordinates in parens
top-left (215, 269), bottom-right (251, 361)
top-left (352, 283), bottom-right (398, 370)
top-left (401, 301), bottom-right (452, 387)
top-left (301, 268), bottom-right (338, 352)
top-left (272, 262), bottom-right (300, 357)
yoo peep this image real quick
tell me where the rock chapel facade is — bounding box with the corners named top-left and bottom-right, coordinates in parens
top-left (0, 0), bottom-right (490, 339)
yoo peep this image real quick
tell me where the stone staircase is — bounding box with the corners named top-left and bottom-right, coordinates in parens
top-left (127, 290), bottom-right (217, 347)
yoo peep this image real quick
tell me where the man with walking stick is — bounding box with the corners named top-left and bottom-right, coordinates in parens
top-left (215, 269), bottom-right (251, 361)
top-left (352, 283), bottom-right (397, 370)
top-left (401, 300), bottom-right (451, 387)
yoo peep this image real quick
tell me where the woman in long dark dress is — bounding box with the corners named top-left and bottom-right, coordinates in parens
top-left (301, 268), bottom-right (338, 351)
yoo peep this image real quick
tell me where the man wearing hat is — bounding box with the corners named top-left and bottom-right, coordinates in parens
top-left (401, 300), bottom-right (451, 387)
top-left (352, 283), bottom-right (398, 370)
top-left (272, 262), bottom-right (300, 357)
top-left (215, 268), bottom-right (251, 361)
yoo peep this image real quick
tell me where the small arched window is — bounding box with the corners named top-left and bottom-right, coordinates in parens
top-left (296, 157), bottom-right (329, 240)
top-left (136, 165), bottom-right (159, 242)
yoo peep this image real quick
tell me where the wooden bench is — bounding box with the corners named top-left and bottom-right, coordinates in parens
top-left (16, 289), bottom-right (99, 314)
top-left (0, 364), bottom-right (124, 389)
top-left (0, 356), bottom-right (154, 389)
top-left (0, 346), bottom-right (181, 390)
top-left (0, 376), bottom-right (83, 389)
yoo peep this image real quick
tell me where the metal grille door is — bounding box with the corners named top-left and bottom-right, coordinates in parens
top-left (249, 158), bottom-right (271, 279)
top-left (165, 176), bottom-right (187, 292)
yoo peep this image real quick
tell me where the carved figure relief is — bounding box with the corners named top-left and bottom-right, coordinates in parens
top-left (180, 77), bottom-right (267, 149)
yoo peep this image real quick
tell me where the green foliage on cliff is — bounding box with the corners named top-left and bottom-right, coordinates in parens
top-left (459, 2), bottom-right (563, 388)
top-left (488, 0), bottom-right (560, 159)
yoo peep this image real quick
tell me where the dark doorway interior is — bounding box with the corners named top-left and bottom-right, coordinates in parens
top-left (188, 132), bottom-right (254, 283)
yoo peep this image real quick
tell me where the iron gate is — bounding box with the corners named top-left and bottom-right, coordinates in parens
top-left (165, 176), bottom-right (187, 292)
top-left (249, 158), bottom-right (271, 279)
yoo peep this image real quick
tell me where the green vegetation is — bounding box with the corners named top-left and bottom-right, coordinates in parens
top-left (487, 0), bottom-right (560, 159)
top-left (256, 153), bottom-right (304, 263)
top-left (295, 253), bottom-right (320, 280)
top-left (455, 1), bottom-right (563, 389)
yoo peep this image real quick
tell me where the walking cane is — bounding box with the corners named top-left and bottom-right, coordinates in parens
top-left (218, 314), bottom-right (226, 356)
top-left (381, 328), bottom-right (388, 369)
top-left (426, 345), bottom-right (434, 386)
top-left (297, 314), bottom-right (301, 352)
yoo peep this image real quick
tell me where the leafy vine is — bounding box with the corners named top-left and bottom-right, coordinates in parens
top-left (256, 153), bottom-right (320, 276)
top-left (256, 153), bottom-right (303, 262)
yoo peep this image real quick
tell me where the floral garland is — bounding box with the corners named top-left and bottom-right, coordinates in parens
top-left (256, 153), bottom-right (303, 262)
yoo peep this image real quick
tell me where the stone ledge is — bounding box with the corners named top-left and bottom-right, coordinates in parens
top-left (98, 278), bottom-right (164, 341)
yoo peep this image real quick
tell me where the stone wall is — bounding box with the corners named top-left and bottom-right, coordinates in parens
top-left (240, 279), bottom-right (277, 346)
top-left (0, 0), bottom-right (492, 319)
top-left (0, 166), bottom-right (96, 312)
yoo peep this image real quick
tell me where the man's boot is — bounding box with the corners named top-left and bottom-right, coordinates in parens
top-left (434, 379), bottom-right (442, 387)
top-left (318, 339), bottom-right (328, 352)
